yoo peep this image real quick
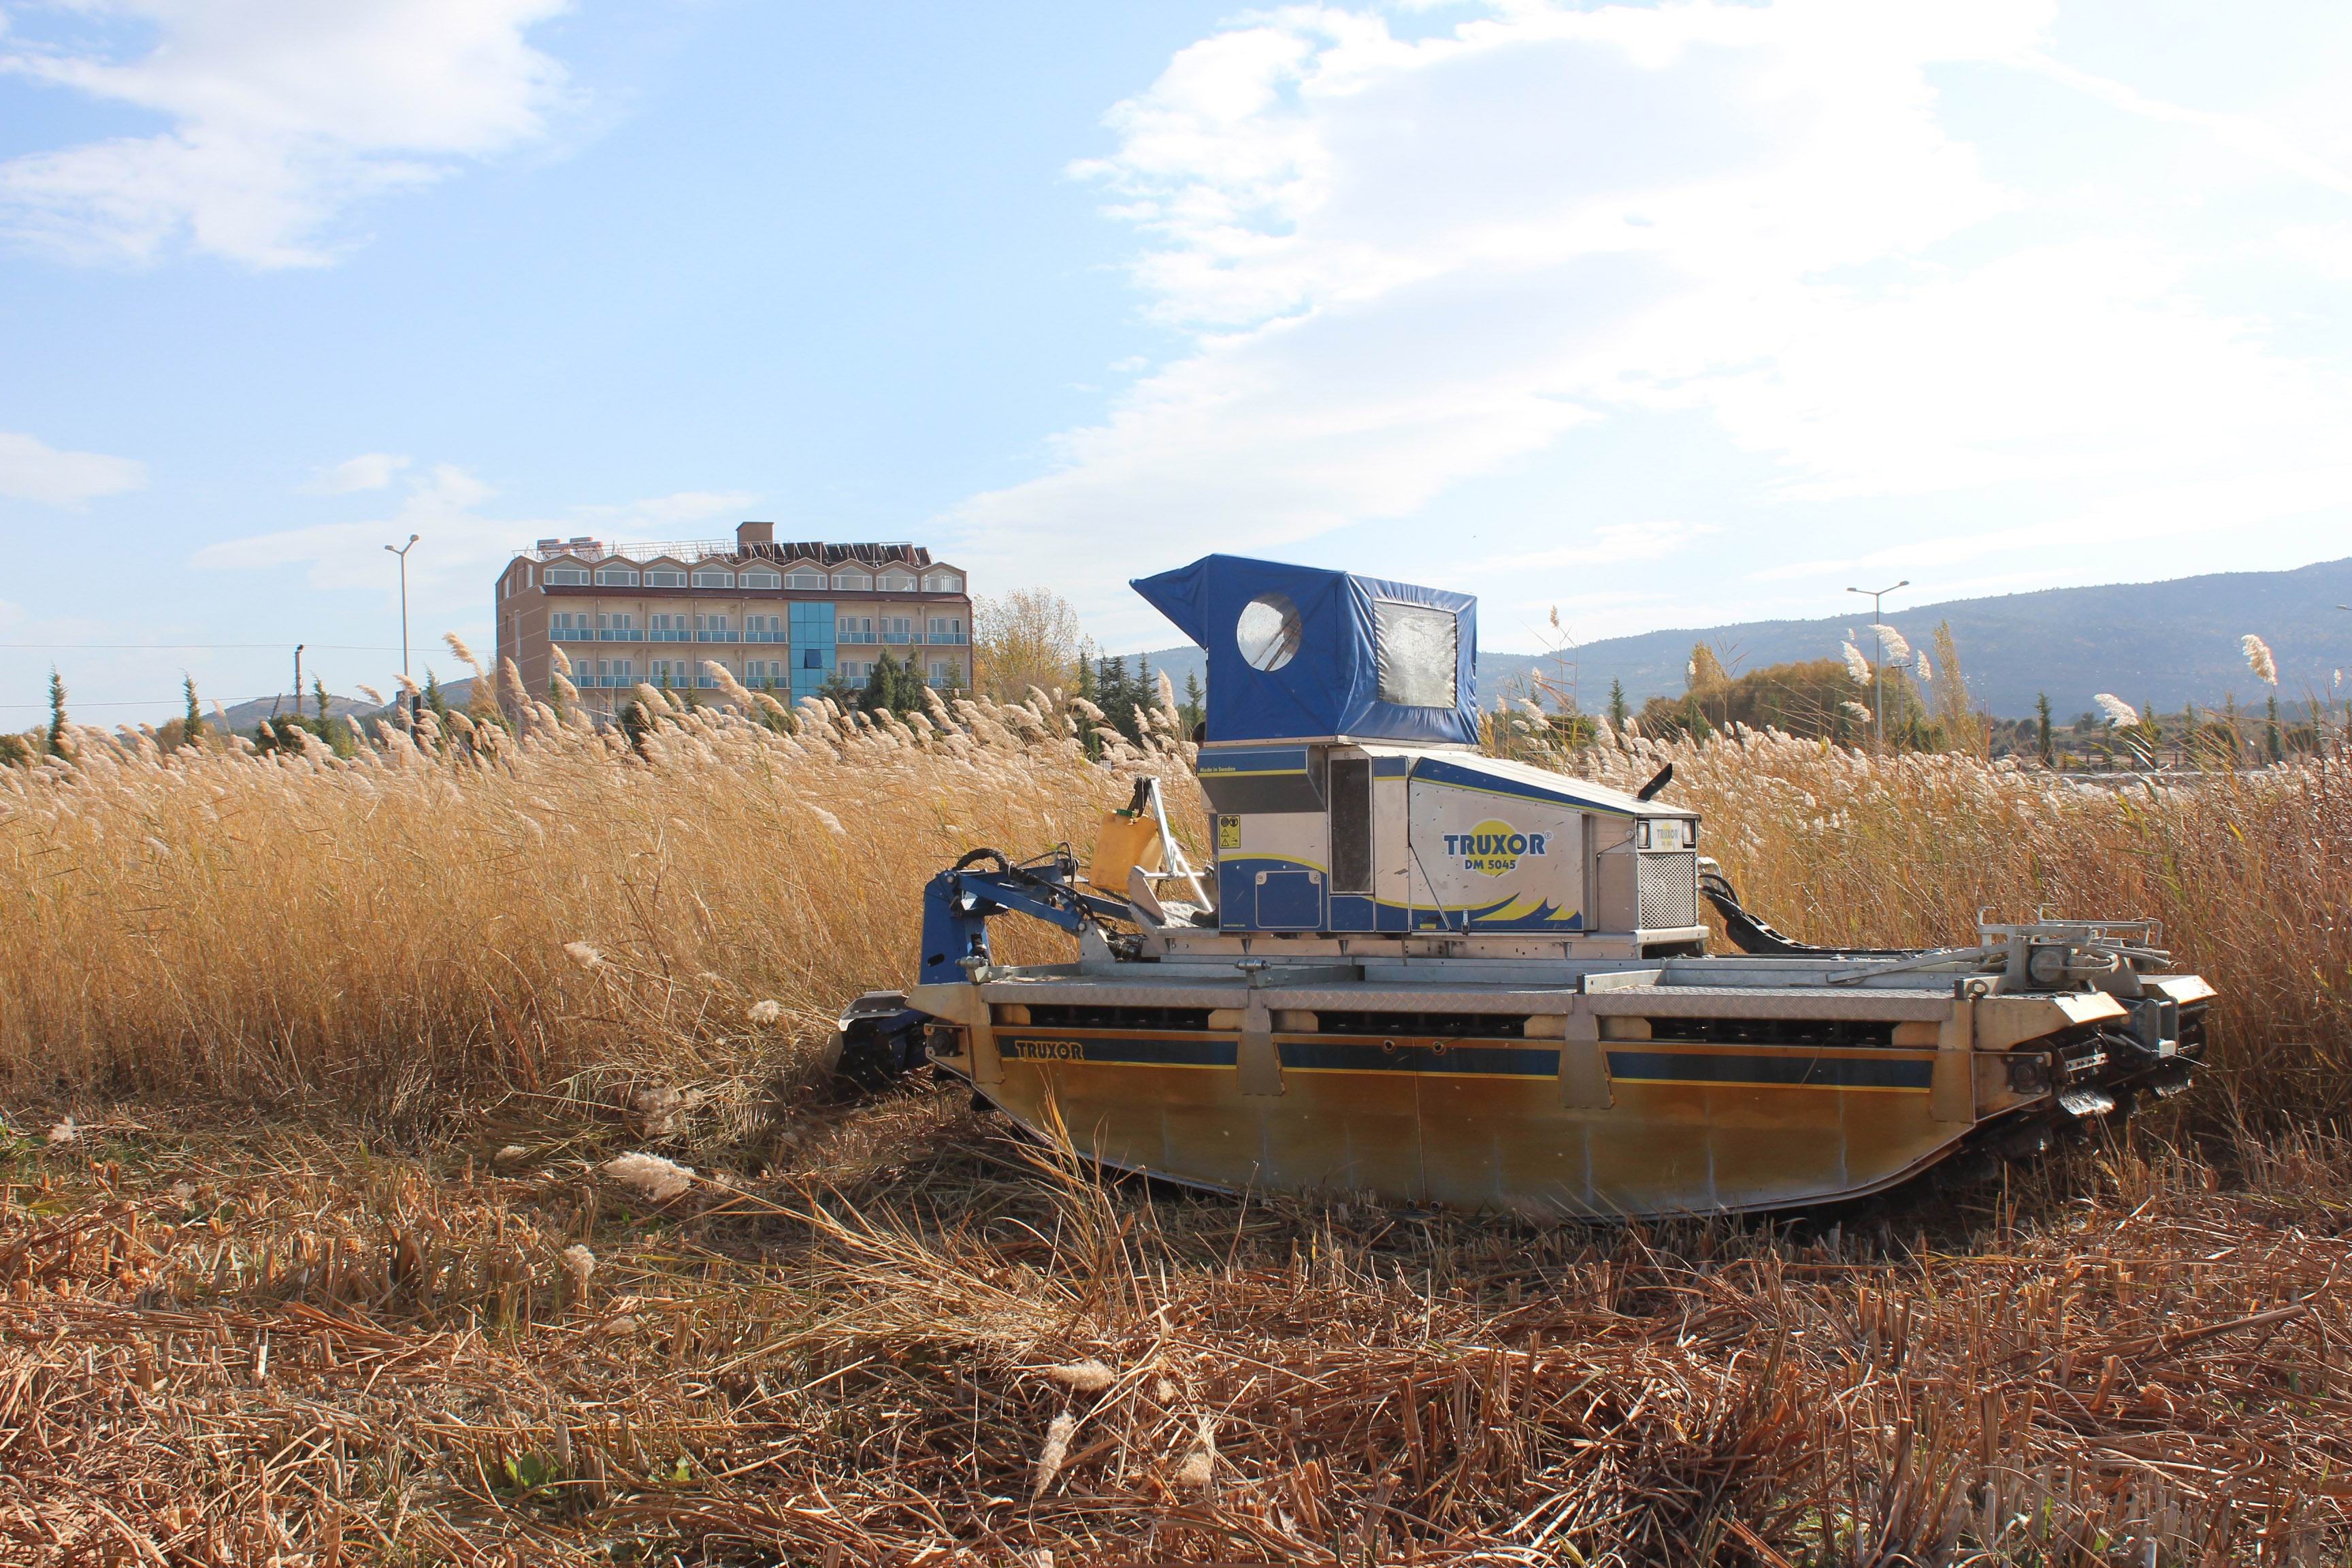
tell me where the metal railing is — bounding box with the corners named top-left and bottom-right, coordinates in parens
top-left (924, 631), bottom-right (969, 644)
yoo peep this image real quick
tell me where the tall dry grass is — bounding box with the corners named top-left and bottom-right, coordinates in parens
top-left (0, 689), bottom-right (1194, 1130)
top-left (4, 693), bottom-right (2348, 1129)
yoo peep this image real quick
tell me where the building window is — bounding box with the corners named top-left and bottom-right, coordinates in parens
top-left (691, 567), bottom-right (734, 588)
top-left (802, 648), bottom-right (824, 670)
top-left (926, 616), bottom-right (965, 643)
top-left (878, 569), bottom-right (916, 592)
top-left (650, 612), bottom-right (687, 640)
top-left (832, 568), bottom-right (872, 591)
top-left (696, 613), bottom-right (731, 640)
top-left (544, 565), bottom-right (590, 585)
top-left (746, 613), bottom-right (782, 639)
top-left (594, 564), bottom-right (639, 587)
top-left (644, 568), bottom-right (686, 587)
top-left (922, 570), bottom-right (963, 593)
top-left (740, 567), bottom-right (781, 589)
top-left (881, 616), bottom-right (913, 643)
top-left (785, 567), bottom-right (826, 589)
top-left (837, 615), bottom-right (872, 642)
top-left (929, 661), bottom-right (951, 682)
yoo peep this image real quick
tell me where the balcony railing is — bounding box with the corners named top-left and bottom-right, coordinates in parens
top-left (881, 630), bottom-right (915, 644)
top-left (551, 629), bottom-right (597, 644)
top-left (837, 629), bottom-right (877, 644)
top-left (924, 631), bottom-right (969, 644)
top-left (742, 630), bottom-right (787, 643)
top-left (649, 629), bottom-right (690, 642)
top-left (596, 630), bottom-right (643, 642)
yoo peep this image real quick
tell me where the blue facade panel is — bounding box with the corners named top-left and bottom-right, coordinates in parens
top-left (789, 600), bottom-right (836, 704)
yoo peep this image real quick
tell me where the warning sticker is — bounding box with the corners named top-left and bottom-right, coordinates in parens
top-left (1218, 815), bottom-right (1242, 849)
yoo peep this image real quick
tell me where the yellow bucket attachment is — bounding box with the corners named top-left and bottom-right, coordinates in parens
top-left (1088, 809), bottom-right (1164, 894)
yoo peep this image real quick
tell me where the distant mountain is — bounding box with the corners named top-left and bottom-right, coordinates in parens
top-left (1129, 558), bottom-right (2352, 719)
top-left (216, 678), bottom-right (474, 731)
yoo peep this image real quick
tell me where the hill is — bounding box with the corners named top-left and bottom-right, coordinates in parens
top-left (1129, 557), bottom-right (2352, 719)
top-left (216, 678), bottom-right (475, 731)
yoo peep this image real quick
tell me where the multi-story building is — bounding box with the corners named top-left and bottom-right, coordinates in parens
top-left (495, 522), bottom-right (970, 709)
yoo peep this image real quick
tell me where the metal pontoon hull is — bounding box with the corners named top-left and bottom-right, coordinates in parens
top-left (898, 964), bottom-right (2211, 1218)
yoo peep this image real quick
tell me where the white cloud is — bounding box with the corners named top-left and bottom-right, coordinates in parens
top-left (0, 430), bottom-right (147, 504)
top-left (951, 0), bottom-right (2352, 644)
top-left (304, 452), bottom-right (411, 493)
top-left (193, 463), bottom-right (757, 600)
top-left (0, 0), bottom-right (574, 267)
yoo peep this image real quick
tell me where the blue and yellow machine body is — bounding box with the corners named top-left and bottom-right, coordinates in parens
top-left (832, 555), bottom-right (2209, 1216)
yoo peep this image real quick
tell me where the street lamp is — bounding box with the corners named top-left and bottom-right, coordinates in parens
top-left (385, 534), bottom-right (419, 726)
top-left (1846, 579), bottom-right (1910, 747)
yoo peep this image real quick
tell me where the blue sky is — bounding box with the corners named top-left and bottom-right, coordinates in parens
top-left (4, 1), bottom-right (2351, 722)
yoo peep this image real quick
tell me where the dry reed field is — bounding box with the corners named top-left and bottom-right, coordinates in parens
top-left (2, 685), bottom-right (2349, 1565)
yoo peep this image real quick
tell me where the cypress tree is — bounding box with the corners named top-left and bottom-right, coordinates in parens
top-left (1607, 679), bottom-right (1629, 733)
top-left (46, 667), bottom-right (69, 757)
top-left (182, 675), bottom-right (205, 749)
top-left (1181, 668), bottom-right (1205, 736)
top-left (2035, 693), bottom-right (2055, 766)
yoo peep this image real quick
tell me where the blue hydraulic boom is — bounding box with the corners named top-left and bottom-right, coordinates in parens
top-left (829, 847), bottom-right (1132, 1090)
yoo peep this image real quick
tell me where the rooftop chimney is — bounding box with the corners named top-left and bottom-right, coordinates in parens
top-left (736, 520), bottom-right (775, 548)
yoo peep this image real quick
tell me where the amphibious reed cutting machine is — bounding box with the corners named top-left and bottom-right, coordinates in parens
top-left (830, 555), bottom-right (2209, 1216)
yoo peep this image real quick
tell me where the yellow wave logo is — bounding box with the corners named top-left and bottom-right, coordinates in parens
top-left (1446, 819), bottom-right (1548, 877)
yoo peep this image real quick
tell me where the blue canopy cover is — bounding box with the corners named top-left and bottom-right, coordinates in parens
top-left (1131, 554), bottom-right (1479, 746)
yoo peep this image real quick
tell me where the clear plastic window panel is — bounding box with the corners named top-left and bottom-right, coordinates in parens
top-left (1372, 601), bottom-right (1458, 709)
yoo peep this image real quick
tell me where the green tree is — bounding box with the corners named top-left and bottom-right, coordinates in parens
top-left (859, 650), bottom-right (926, 717)
top-left (2035, 693), bottom-right (2055, 767)
top-left (181, 674), bottom-right (206, 751)
top-left (312, 676), bottom-right (330, 724)
top-left (1180, 668), bottom-right (1206, 736)
top-left (423, 670), bottom-right (450, 723)
top-left (1094, 653), bottom-right (1144, 745)
top-left (2266, 693), bottom-right (2284, 762)
top-left (616, 696), bottom-right (653, 758)
top-left (1607, 679), bottom-right (1629, 734)
top-left (46, 667), bottom-right (68, 758)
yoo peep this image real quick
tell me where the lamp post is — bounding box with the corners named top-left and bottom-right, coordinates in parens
top-left (385, 534), bottom-right (419, 727)
top-left (1846, 579), bottom-right (1910, 748)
